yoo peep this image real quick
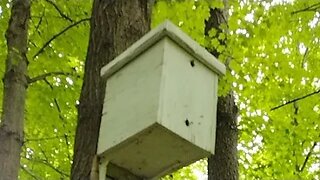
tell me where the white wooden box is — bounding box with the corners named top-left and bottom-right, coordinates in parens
top-left (97, 20), bottom-right (225, 179)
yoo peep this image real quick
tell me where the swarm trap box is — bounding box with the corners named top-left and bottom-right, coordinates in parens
top-left (97, 20), bottom-right (226, 179)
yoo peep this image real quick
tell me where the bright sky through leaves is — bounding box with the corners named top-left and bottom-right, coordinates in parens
top-left (0, 0), bottom-right (319, 179)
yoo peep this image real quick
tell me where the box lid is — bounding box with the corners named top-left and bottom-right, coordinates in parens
top-left (101, 20), bottom-right (226, 79)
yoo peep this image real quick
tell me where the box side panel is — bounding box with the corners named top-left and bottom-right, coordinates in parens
top-left (159, 38), bottom-right (218, 153)
top-left (210, 78), bottom-right (218, 154)
top-left (97, 39), bottom-right (165, 154)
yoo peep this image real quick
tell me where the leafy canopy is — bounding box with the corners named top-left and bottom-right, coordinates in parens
top-left (0, 0), bottom-right (319, 179)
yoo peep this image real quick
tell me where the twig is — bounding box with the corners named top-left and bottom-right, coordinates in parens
top-left (54, 97), bottom-right (65, 121)
top-left (20, 164), bottom-right (42, 180)
top-left (43, 79), bottom-right (54, 89)
top-left (41, 77), bottom-right (75, 160)
top-left (22, 157), bottom-right (69, 177)
top-left (22, 149), bottom-right (69, 178)
top-left (33, 17), bottom-right (90, 59)
top-left (27, 71), bottom-right (70, 84)
top-left (64, 133), bottom-right (72, 161)
top-left (54, 98), bottom-right (62, 114)
top-left (299, 142), bottom-right (318, 172)
top-left (42, 79), bottom-right (65, 121)
top-left (292, 102), bottom-right (299, 126)
top-left (41, 160), bottom-right (69, 177)
top-left (271, 89), bottom-right (320, 111)
top-left (39, 147), bottom-right (49, 162)
top-left (44, 0), bottom-right (73, 22)
top-left (25, 134), bottom-right (74, 142)
top-left (29, 40), bottom-right (38, 48)
top-left (292, 2), bottom-right (320, 14)
top-left (301, 47), bottom-right (309, 68)
top-left (35, 9), bottom-right (45, 33)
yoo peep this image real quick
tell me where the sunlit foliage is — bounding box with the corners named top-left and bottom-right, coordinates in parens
top-left (0, 0), bottom-right (319, 179)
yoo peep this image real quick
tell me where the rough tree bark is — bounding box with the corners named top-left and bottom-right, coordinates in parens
top-left (205, 6), bottom-right (239, 180)
top-left (71, 1), bottom-right (151, 179)
top-left (0, 0), bottom-right (30, 179)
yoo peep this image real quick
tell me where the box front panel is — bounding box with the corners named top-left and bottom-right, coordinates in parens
top-left (98, 40), bottom-right (166, 154)
top-left (159, 38), bottom-right (218, 153)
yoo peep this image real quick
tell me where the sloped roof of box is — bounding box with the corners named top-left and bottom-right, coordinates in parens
top-left (101, 20), bottom-right (226, 79)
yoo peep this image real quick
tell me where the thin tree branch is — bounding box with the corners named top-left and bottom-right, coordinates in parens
top-left (35, 9), bottom-right (45, 33)
top-left (48, 83), bottom-right (73, 158)
top-left (39, 147), bottom-right (49, 162)
top-left (40, 77), bottom-right (75, 160)
top-left (271, 89), bottom-right (320, 111)
top-left (292, 2), bottom-right (320, 14)
top-left (33, 17), bottom-right (90, 59)
top-left (299, 142), bottom-right (318, 172)
top-left (54, 98), bottom-right (62, 114)
top-left (63, 133), bottom-right (72, 161)
top-left (25, 134), bottom-right (74, 142)
top-left (29, 40), bottom-right (38, 48)
top-left (27, 71), bottom-right (70, 84)
top-left (43, 78), bottom-right (54, 89)
top-left (40, 159), bottom-right (70, 177)
top-left (22, 147), bottom-right (68, 177)
top-left (20, 164), bottom-right (42, 180)
top-left (293, 102), bottom-right (299, 172)
top-left (42, 79), bottom-right (65, 121)
top-left (53, 98), bottom-right (65, 121)
top-left (292, 102), bottom-right (299, 126)
top-left (22, 157), bottom-right (69, 177)
top-left (44, 0), bottom-right (73, 22)
top-left (301, 47), bottom-right (309, 68)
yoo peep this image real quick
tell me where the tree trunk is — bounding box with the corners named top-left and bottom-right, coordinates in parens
top-left (71, 1), bottom-right (151, 179)
top-left (208, 94), bottom-right (238, 180)
top-left (205, 7), bottom-right (239, 180)
top-left (0, 0), bottom-right (30, 179)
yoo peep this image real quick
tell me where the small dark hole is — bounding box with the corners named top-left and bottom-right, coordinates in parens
top-left (190, 60), bottom-right (195, 67)
top-left (185, 119), bottom-right (190, 126)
